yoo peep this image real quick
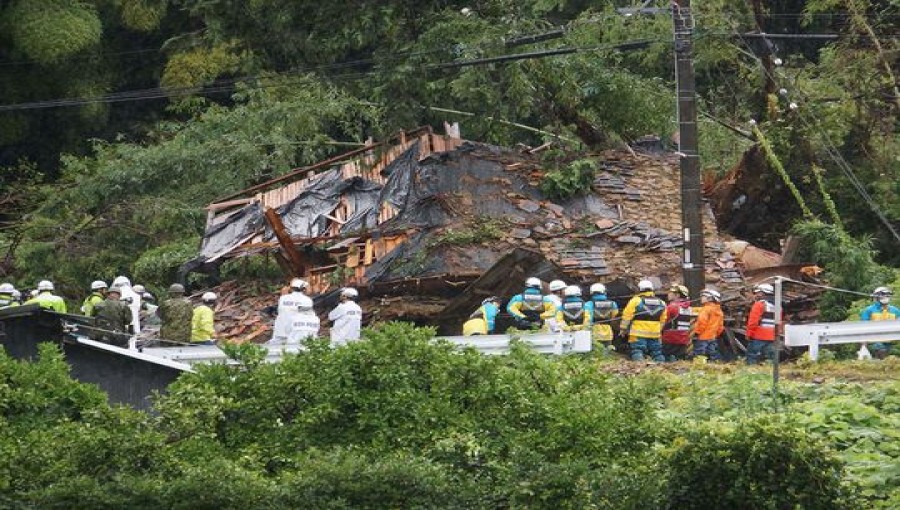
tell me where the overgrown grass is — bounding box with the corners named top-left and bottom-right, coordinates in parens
top-left (435, 217), bottom-right (506, 246)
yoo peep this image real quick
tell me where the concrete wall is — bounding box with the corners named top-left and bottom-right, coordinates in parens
top-left (0, 306), bottom-right (183, 411)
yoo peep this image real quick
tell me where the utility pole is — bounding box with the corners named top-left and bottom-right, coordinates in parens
top-left (673, 0), bottom-right (705, 299)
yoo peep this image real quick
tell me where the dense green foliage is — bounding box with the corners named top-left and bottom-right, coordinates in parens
top-left (3, 324), bottom-right (898, 507)
top-left (0, 0), bottom-right (897, 309)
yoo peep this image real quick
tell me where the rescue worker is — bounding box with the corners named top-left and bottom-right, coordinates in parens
top-left (859, 286), bottom-right (899, 359)
top-left (661, 284), bottom-right (695, 361)
top-left (191, 292), bottom-right (217, 345)
top-left (745, 283), bottom-right (777, 365)
top-left (463, 296), bottom-right (500, 336)
top-left (132, 284), bottom-right (159, 326)
top-left (329, 287), bottom-right (363, 345)
top-left (25, 280), bottom-right (67, 312)
top-left (112, 276), bottom-right (141, 335)
top-left (544, 279), bottom-right (567, 332)
top-left (81, 280), bottom-right (107, 317)
top-left (693, 289), bottom-right (724, 363)
top-left (287, 303), bottom-right (320, 350)
top-left (507, 277), bottom-right (556, 330)
top-left (92, 286), bottom-right (133, 346)
top-left (133, 284), bottom-right (156, 304)
top-left (0, 283), bottom-right (19, 309)
top-left (586, 283), bottom-right (618, 352)
top-left (11, 290), bottom-right (22, 305)
top-left (157, 283), bottom-right (193, 344)
top-left (620, 280), bottom-right (667, 362)
top-left (556, 285), bottom-right (591, 331)
top-left (272, 278), bottom-right (312, 344)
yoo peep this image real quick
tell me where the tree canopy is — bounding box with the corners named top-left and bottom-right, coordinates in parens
top-left (0, 0), bottom-right (897, 296)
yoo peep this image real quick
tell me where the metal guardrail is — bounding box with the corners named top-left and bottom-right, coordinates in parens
top-left (784, 321), bottom-right (900, 360)
top-left (65, 330), bottom-right (593, 371)
top-left (438, 331), bottom-right (593, 355)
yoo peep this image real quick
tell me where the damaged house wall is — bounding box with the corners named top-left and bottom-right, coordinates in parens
top-left (188, 126), bottom-right (763, 336)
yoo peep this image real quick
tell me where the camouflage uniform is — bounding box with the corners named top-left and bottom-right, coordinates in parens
top-left (158, 297), bottom-right (193, 343)
top-left (92, 297), bottom-right (133, 346)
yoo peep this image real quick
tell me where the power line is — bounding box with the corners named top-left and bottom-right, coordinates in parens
top-left (0, 38), bottom-right (671, 113)
top-left (729, 30), bottom-right (900, 245)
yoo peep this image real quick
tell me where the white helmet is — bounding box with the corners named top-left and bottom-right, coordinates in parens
top-left (549, 280), bottom-right (567, 292)
top-left (91, 280), bottom-right (108, 291)
top-left (638, 280), bottom-right (654, 292)
top-left (112, 276), bottom-right (131, 287)
top-left (11, 290), bottom-right (21, 300)
top-left (37, 280), bottom-right (54, 291)
top-left (290, 278), bottom-right (308, 290)
top-left (133, 284), bottom-right (146, 294)
top-left (202, 292), bottom-right (217, 302)
top-left (341, 287), bottom-right (359, 299)
top-left (525, 277), bottom-right (542, 288)
top-left (0, 283), bottom-right (14, 294)
top-left (589, 283), bottom-right (606, 295)
top-left (872, 286), bottom-right (893, 297)
top-left (563, 285), bottom-right (582, 297)
top-left (701, 289), bottom-right (722, 302)
top-left (754, 283), bottom-right (774, 295)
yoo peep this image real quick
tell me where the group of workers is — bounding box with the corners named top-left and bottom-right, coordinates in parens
top-left (2, 274), bottom-right (895, 359)
top-left (270, 278), bottom-right (362, 349)
top-left (0, 276), bottom-right (363, 349)
top-left (465, 277), bottom-right (898, 362)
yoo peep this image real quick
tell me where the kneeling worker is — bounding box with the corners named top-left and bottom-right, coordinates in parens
top-left (507, 277), bottom-right (555, 330)
top-left (463, 296), bottom-right (501, 336)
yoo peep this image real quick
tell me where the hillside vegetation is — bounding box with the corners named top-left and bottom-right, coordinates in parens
top-left (0, 1), bottom-right (897, 311)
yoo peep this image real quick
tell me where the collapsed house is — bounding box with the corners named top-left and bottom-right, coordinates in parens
top-left (186, 125), bottom-right (777, 337)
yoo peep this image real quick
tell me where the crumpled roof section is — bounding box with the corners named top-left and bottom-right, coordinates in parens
top-left (188, 125), bottom-right (745, 309)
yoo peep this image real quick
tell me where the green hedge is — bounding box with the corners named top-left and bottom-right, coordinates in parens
top-left (0, 325), bottom-right (883, 508)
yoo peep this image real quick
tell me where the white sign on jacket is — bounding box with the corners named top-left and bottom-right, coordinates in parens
top-left (329, 300), bottom-right (362, 346)
top-left (287, 312), bottom-right (320, 349)
top-left (273, 291), bottom-right (312, 342)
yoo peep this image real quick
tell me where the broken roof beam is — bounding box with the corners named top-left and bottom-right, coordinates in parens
top-left (263, 207), bottom-right (308, 277)
top-left (215, 126), bottom-right (437, 203)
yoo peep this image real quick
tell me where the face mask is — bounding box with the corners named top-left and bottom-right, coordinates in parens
top-left (879, 297), bottom-right (890, 305)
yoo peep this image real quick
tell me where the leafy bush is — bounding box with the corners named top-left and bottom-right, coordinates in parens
top-left (540, 158), bottom-right (596, 199)
top-left (132, 238), bottom-right (201, 289)
top-left (791, 220), bottom-right (892, 320)
top-left (2, 325), bottom-right (895, 508)
top-left (663, 417), bottom-right (860, 509)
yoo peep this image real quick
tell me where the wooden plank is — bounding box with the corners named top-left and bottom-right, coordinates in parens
top-left (364, 239), bottom-right (374, 265)
top-left (346, 245), bottom-right (360, 268)
top-left (215, 127), bottom-right (433, 202)
top-left (324, 214), bottom-right (346, 225)
top-left (263, 207), bottom-right (307, 277)
top-left (206, 198), bottom-right (253, 211)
